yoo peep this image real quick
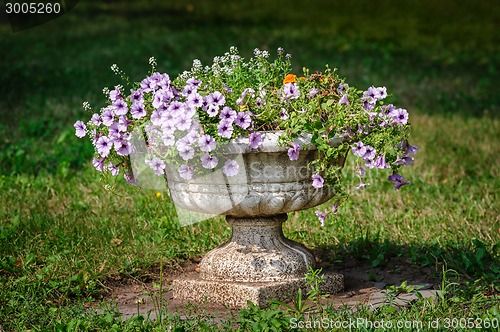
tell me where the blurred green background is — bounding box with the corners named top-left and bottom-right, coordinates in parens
top-left (0, 1), bottom-right (499, 329)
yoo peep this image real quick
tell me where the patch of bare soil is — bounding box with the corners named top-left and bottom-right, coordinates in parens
top-left (88, 257), bottom-right (439, 321)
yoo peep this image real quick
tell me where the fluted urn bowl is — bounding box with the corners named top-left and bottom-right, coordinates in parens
top-left (169, 132), bottom-right (346, 307)
top-left (166, 132), bottom-right (344, 217)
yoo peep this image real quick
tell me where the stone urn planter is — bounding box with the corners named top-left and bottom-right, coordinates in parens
top-left (167, 132), bottom-right (346, 308)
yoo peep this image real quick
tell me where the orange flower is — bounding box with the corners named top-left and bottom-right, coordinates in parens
top-left (283, 74), bottom-right (297, 84)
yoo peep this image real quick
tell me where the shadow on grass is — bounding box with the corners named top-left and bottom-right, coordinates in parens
top-left (313, 237), bottom-right (499, 292)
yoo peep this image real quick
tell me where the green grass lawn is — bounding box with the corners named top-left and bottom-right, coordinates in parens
top-left (0, 0), bottom-right (499, 330)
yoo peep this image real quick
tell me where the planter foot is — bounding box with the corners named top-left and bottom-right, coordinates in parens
top-left (172, 271), bottom-right (344, 309)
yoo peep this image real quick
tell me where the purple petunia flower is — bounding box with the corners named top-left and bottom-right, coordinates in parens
top-left (365, 87), bottom-right (377, 99)
top-left (129, 89), bottom-right (143, 104)
top-left (180, 132), bottom-right (197, 146)
top-left (74, 120), bottom-right (86, 138)
top-left (223, 159), bottom-right (239, 176)
top-left (90, 113), bottom-right (102, 126)
top-left (401, 140), bottom-right (419, 155)
top-left (339, 94), bottom-right (349, 105)
top-left (109, 86), bottom-right (122, 102)
top-left (162, 120), bottom-right (176, 136)
top-left (177, 145), bottom-right (195, 161)
top-left (147, 72), bottom-right (163, 91)
top-left (255, 97), bottom-right (265, 107)
top-left (118, 115), bottom-right (131, 132)
top-left (198, 134), bottom-right (216, 152)
top-left (223, 83), bottom-right (233, 94)
top-left (175, 113), bottom-right (192, 131)
top-left (388, 173), bottom-right (410, 190)
top-left (217, 120), bottom-right (234, 138)
top-left (287, 142), bottom-right (301, 161)
top-left (280, 108), bottom-right (289, 120)
top-left (365, 111), bottom-right (378, 121)
top-left (312, 174), bottom-right (324, 189)
top-left (309, 87), bottom-right (319, 98)
top-left (219, 106), bottom-right (237, 122)
top-left (95, 136), bottom-right (112, 157)
top-left (379, 104), bottom-right (396, 117)
top-left (209, 91), bottom-right (226, 106)
top-left (108, 123), bottom-right (120, 139)
top-left (331, 201), bottom-right (339, 214)
top-left (153, 110), bottom-right (167, 126)
top-left (358, 166), bottom-right (366, 177)
top-left (149, 158), bottom-right (166, 175)
top-left (92, 157), bottom-right (105, 172)
top-left (201, 153), bottom-right (218, 169)
top-left (130, 103), bottom-right (146, 119)
top-left (158, 72), bottom-right (171, 88)
top-left (375, 154), bottom-right (390, 169)
top-left (162, 133), bottom-right (175, 146)
top-left (168, 101), bottom-right (184, 115)
top-left (107, 122), bottom-right (120, 137)
top-left (206, 105), bottom-right (219, 117)
top-left (315, 210), bottom-right (328, 227)
top-left (140, 77), bottom-right (152, 92)
top-left (114, 138), bottom-right (133, 156)
top-left (248, 132), bottom-right (263, 149)
top-left (101, 107), bottom-right (115, 126)
top-left (337, 83), bottom-right (348, 94)
top-left (365, 86), bottom-right (388, 100)
top-left (187, 92), bottom-right (203, 109)
top-left (182, 84), bottom-right (196, 98)
top-left (361, 88), bottom-right (378, 110)
top-left (152, 90), bottom-right (165, 109)
top-left (282, 83), bottom-right (300, 100)
top-left (362, 97), bottom-right (376, 111)
top-left (358, 123), bottom-right (368, 134)
top-left (365, 158), bottom-right (376, 169)
top-left (124, 171), bottom-right (137, 185)
top-left (406, 145), bottom-right (419, 155)
top-left (113, 99), bottom-right (128, 116)
top-left (236, 88), bottom-right (254, 105)
top-left (178, 164), bottom-right (194, 180)
top-left (352, 142), bottom-right (367, 157)
top-left (389, 108), bottom-right (409, 125)
top-left (184, 103), bottom-right (196, 119)
top-left (90, 129), bottom-right (99, 144)
top-left (201, 96), bottom-right (211, 111)
top-left (185, 130), bottom-right (200, 143)
top-left (373, 86), bottom-right (387, 100)
top-left (186, 77), bottom-right (201, 88)
top-left (175, 136), bottom-right (190, 150)
top-left (355, 177), bottom-right (370, 190)
top-left (393, 154), bottom-right (414, 166)
top-left (363, 145), bottom-right (376, 160)
top-left (107, 162), bottom-right (119, 176)
top-left (235, 111), bottom-right (252, 129)
top-left (161, 109), bottom-right (175, 124)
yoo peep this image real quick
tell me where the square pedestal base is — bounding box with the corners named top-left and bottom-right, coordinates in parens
top-left (172, 272), bottom-right (344, 309)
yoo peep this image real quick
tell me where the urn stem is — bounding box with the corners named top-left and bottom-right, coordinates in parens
top-left (199, 214), bottom-right (316, 282)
